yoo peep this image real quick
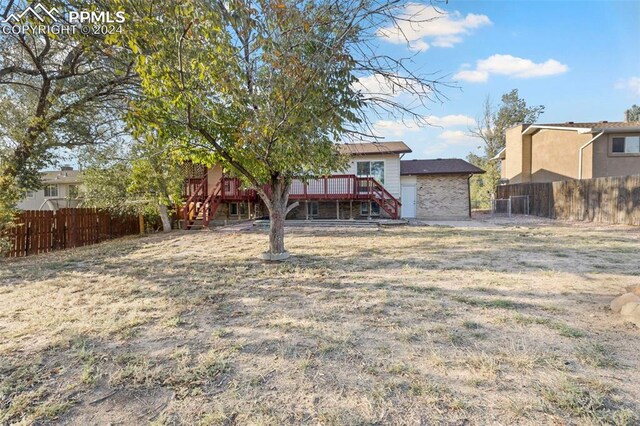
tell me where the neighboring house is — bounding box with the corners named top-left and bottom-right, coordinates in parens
top-left (182, 141), bottom-right (485, 227)
top-left (17, 166), bottom-right (83, 211)
top-left (496, 121), bottom-right (640, 184)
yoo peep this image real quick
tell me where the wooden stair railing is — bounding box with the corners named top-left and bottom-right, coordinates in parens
top-left (182, 176), bottom-right (208, 229)
top-left (367, 177), bottom-right (401, 219)
top-left (202, 180), bottom-right (223, 227)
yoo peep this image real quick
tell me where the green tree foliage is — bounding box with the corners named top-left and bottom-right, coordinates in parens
top-left (625, 104), bottom-right (640, 122)
top-left (116, 0), bottom-right (443, 257)
top-left (80, 133), bottom-right (184, 232)
top-left (468, 89), bottom-right (544, 209)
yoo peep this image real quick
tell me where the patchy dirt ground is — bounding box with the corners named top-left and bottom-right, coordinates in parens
top-left (1, 222), bottom-right (639, 425)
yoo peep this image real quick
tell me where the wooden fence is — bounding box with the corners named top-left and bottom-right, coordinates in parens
top-left (5, 208), bottom-right (140, 258)
top-left (496, 174), bottom-right (640, 225)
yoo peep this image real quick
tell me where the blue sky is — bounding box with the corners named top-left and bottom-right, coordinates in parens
top-left (364, 0), bottom-right (640, 160)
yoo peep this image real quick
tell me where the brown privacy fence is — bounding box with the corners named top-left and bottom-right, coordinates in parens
top-left (496, 175), bottom-right (640, 225)
top-left (5, 208), bottom-right (139, 258)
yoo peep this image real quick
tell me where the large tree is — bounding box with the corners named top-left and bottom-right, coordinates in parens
top-left (118, 0), bottom-right (445, 258)
top-left (467, 89), bottom-right (544, 209)
top-left (625, 104), bottom-right (640, 122)
top-left (0, 0), bottom-right (137, 247)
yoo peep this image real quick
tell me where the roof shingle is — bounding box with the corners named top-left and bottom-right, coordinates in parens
top-left (532, 121), bottom-right (640, 130)
top-left (339, 141), bottom-right (412, 156)
top-left (400, 159), bottom-right (485, 176)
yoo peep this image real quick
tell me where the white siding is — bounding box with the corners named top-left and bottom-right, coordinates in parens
top-left (344, 154), bottom-right (402, 198)
top-left (16, 183), bottom-right (78, 210)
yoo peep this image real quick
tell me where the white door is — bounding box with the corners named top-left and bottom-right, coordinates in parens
top-left (401, 185), bottom-right (416, 218)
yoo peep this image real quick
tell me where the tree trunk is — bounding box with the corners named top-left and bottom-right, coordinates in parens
top-left (259, 176), bottom-right (291, 260)
top-left (268, 200), bottom-right (287, 255)
top-left (158, 204), bottom-right (172, 232)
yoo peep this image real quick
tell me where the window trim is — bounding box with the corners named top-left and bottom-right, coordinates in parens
top-left (229, 202), bottom-right (239, 216)
top-left (355, 160), bottom-right (385, 184)
top-left (67, 184), bottom-right (79, 199)
top-left (43, 184), bottom-right (59, 198)
top-left (609, 134), bottom-right (640, 157)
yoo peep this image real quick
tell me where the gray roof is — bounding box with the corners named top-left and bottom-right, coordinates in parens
top-left (42, 169), bottom-right (82, 184)
top-left (535, 121), bottom-right (640, 129)
top-left (339, 141), bottom-right (412, 156)
top-left (400, 159), bottom-right (485, 176)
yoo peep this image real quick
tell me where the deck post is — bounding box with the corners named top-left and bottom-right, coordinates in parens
top-left (336, 200), bottom-right (339, 220)
top-left (350, 200), bottom-right (353, 219)
top-left (305, 200), bottom-right (309, 220)
top-left (368, 200), bottom-right (372, 220)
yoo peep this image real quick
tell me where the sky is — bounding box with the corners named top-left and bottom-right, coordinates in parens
top-left (363, 0), bottom-right (640, 160)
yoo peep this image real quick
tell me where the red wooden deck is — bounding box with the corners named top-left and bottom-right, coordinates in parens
top-left (182, 174), bottom-right (401, 228)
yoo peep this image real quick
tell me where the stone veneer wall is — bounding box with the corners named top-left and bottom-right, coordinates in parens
top-left (415, 174), bottom-right (470, 220)
top-left (287, 201), bottom-right (392, 220)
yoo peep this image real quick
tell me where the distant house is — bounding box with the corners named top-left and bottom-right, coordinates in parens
top-left (17, 166), bottom-right (83, 211)
top-left (181, 141), bottom-right (485, 227)
top-left (496, 121), bottom-right (640, 183)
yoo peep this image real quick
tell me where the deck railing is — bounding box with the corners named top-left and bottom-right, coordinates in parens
top-left (183, 174), bottom-right (402, 224)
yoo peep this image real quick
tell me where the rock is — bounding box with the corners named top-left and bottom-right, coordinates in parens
top-left (620, 302), bottom-right (640, 327)
top-left (610, 293), bottom-right (640, 313)
top-left (624, 285), bottom-right (640, 296)
top-left (620, 302), bottom-right (640, 315)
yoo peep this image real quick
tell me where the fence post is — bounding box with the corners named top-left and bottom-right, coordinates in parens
top-left (25, 222), bottom-right (30, 257)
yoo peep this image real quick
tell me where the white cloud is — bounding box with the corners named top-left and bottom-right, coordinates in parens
top-left (453, 69), bottom-right (489, 83)
top-left (372, 119), bottom-right (421, 138)
top-left (354, 73), bottom-right (433, 98)
top-left (377, 4), bottom-right (491, 51)
top-left (454, 54), bottom-right (569, 83)
top-left (615, 77), bottom-right (640, 96)
top-left (426, 114), bottom-right (475, 127)
top-left (354, 74), bottom-right (400, 97)
top-left (438, 130), bottom-right (476, 143)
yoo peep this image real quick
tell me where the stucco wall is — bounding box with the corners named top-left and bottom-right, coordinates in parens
top-left (504, 125), bottom-right (526, 183)
top-left (529, 129), bottom-right (592, 182)
top-left (592, 133), bottom-right (640, 178)
top-left (415, 174), bottom-right (470, 220)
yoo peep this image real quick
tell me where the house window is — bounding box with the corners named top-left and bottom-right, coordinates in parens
top-left (25, 191), bottom-right (34, 199)
top-left (356, 161), bottom-right (384, 184)
top-left (612, 136), bottom-right (640, 154)
top-left (44, 184), bottom-right (58, 198)
top-left (68, 184), bottom-right (79, 198)
top-left (307, 202), bottom-right (319, 217)
top-left (229, 202), bottom-right (247, 216)
top-left (360, 202), bottom-right (380, 216)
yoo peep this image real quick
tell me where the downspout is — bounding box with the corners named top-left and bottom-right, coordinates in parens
top-left (467, 174), bottom-right (472, 218)
top-left (578, 131), bottom-right (604, 180)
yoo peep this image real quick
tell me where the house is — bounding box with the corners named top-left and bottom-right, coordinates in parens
top-left (400, 159), bottom-right (485, 220)
top-left (496, 121), bottom-right (640, 184)
top-left (181, 141), bottom-right (485, 227)
top-left (17, 166), bottom-right (83, 211)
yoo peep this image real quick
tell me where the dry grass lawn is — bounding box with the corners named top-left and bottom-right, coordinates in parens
top-left (1, 222), bottom-right (640, 425)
